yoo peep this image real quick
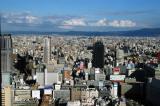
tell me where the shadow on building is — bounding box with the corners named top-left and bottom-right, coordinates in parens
top-left (120, 63), bottom-right (156, 105)
top-left (130, 63), bottom-right (155, 82)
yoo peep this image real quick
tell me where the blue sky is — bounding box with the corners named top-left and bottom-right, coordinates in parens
top-left (1, 0), bottom-right (160, 31)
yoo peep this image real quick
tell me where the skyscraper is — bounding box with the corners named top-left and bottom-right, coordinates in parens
top-left (43, 36), bottom-right (51, 64)
top-left (92, 41), bottom-right (104, 68)
top-left (1, 34), bottom-right (12, 72)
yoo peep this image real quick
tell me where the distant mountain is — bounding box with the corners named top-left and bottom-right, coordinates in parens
top-left (3, 28), bottom-right (160, 37)
top-left (119, 28), bottom-right (160, 36)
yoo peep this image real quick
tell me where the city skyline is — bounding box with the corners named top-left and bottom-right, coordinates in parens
top-left (1, 0), bottom-right (160, 32)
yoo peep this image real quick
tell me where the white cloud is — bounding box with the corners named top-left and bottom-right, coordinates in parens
top-left (89, 19), bottom-right (136, 27)
top-left (2, 12), bottom-right (137, 30)
top-left (109, 20), bottom-right (136, 27)
top-left (96, 18), bottom-right (108, 26)
top-left (62, 18), bottom-right (87, 26)
top-left (2, 12), bottom-right (41, 25)
top-left (25, 15), bottom-right (38, 24)
top-left (90, 18), bottom-right (108, 26)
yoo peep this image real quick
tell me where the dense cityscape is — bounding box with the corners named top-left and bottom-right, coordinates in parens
top-left (1, 0), bottom-right (160, 106)
top-left (1, 34), bottom-right (160, 106)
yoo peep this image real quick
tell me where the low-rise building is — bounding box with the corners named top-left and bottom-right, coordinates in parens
top-left (14, 89), bottom-right (31, 101)
top-left (67, 101), bottom-right (81, 106)
top-left (53, 90), bottom-right (70, 101)
top-left (71, 88), bottom-right (81, 101)
top-left (81, 88), bottom-right (98, 103)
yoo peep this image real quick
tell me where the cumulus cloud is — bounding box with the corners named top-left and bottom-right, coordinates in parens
top-left (109, 20), bottom-right (136, 27)
top-left (25, 15), bottom-right (38, 24)
top-left (88, 19), bottom-right (136, 27)
top-left (96, 18), bottom-right (108, 26)
top-left (89, 18), bottom-right (108, 26)
top-left (1, 12), bottom-right (137, 30)
top-left (1, 12), bottom-right (41, 25)
top-left (62, 18), bottom-right (87, 26)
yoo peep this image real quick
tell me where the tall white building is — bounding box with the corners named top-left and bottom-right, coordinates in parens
top-left (1, 34), bottom-right (12, 73)
top-left (43, 36), bottom-right (51, 64)
top-left (116, 48), bottom-right (124, 66)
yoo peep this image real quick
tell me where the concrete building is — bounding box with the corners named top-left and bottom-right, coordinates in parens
top-left (99, 88), bottom-right (110, 98)
top-left (116, 48), bottom-right (124, 66)
top-left (13, 102), bottom-right (38, 106)
top-left (92, 41), bottom-right (104, 68)
top-left (95, 73), bottom-right (106, 81)
top-left (1, 86), bottom-right (13, 106)
top-left (53, 90), bottom-right (70, 101)
top-left (14, 89), bottom-right (31, 101)
top-left (155, 67), bottom-right (160, 79)
top-left (90, 69), bottom-right (95, 80)
top-left (86, 80), bottom-right (99, 88)
top-left (67, 101), bottom-right (81, 106)
top-left (43, 36), bottom-right (51, 64)
top-left (47, 72), bottom-right (62, 85)
top-left (1, 34), bottom-right (13, 73)
top-left (36, 70), bottom-right (62, 86)
top-left (81, 88), bottom-right (98, 102)
top-left (58, 57), bottom-right (65, 64)
top-left (1, 72), bottom-right (11, 87)
top-left (71, 88), bottom-right (81, 101)
top-left (146, 78), bottom-right (160, 106)
top-left (36, 72), bottom-right (45, 87)
top-left (31, 90), bottom-right (40, 99)
top-left (58, 99), bottom-right (68, 106)
top-left (120, 82), bottom-right (144, 101)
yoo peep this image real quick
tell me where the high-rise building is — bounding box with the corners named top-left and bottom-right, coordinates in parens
top-left (92, 41), bottom-right (104, 68)
top-left (43, 36), bottom-right (51, 64)
top-left (116, 48), bottom-right (124, 66)
top-left (1, 34), bottom-right (12, 72)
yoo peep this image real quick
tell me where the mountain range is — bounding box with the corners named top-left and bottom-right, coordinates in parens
top-left (3, 28), bottom-right (160, 37)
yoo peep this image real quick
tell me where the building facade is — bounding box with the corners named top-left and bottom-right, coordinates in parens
top-left (1, 34), bottom-right (12, 73)
top-left (43, 36), bottom-right (51, 64)
top-left (92, 41), bottom-right (104, 68)
top-left (1, 86), bottom-right (13, 106)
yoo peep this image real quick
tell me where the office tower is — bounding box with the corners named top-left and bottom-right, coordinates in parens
top-left (43, 36), bottom-right (51, 64)
top-left (92, 41), bottom-right (104, 68)
top-left (1, 34), bottom-right (12, 72)
top-left (116, 48), bottom-right (124, 66)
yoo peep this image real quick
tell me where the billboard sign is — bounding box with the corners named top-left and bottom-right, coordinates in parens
top-left (110, 75), bottom-right (125, 82)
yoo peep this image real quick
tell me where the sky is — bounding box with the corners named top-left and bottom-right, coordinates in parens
top-left (1, 0), bottom-right (160, 32)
